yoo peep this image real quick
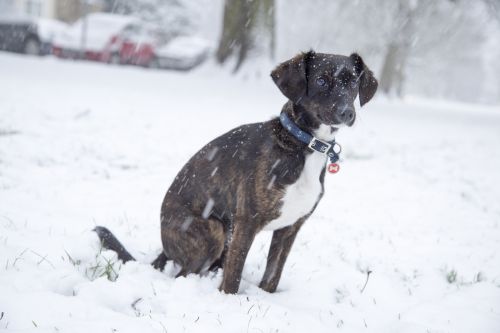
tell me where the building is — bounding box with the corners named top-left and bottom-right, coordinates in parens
top-left (0, 0), bottom-right (56, 18)
top-left (0, 0), bottom-right (104, 22)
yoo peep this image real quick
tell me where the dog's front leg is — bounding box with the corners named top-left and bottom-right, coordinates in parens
top-left (219, 221), bottom-right (256, 294)
top-left (259, 219), bottom-right (305, 293)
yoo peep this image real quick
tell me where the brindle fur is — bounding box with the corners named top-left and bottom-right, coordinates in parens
top-left (95, 51), bottom-right (378, 294)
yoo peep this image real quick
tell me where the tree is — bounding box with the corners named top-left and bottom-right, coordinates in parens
top-left (377, 0), bottom-right (491, 100)
top-left (378, 1), bottom-right (418, 97)
top-left (216, 0), bottom-right (275, 72)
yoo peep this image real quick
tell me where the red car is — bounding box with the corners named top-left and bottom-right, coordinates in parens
top-left (101, 23), bottom-right (167, 67)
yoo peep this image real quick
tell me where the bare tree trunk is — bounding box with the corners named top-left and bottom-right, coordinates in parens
top-left (262, 0), bottom-right (275, 60)
top-left (379, 42), bottom-right (408, 96)
top-left (216, 0), bottom-right (275, 72)
top-left (379, 1), bottom-right (419, 97)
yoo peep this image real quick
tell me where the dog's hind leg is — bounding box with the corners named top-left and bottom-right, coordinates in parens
top-left (208, 255), bottom-right (224, 272)
top-left (161, 205), bottom-right (225, 276)
top-left (151, 252), bottom-right (169, 271)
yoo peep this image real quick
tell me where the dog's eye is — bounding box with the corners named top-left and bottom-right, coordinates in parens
top-left (316, 77), bottom-right (327, 87)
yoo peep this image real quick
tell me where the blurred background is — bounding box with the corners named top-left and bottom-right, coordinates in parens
top-left (0, 0), bottom-right (499, 104)
top-left (1, 2), bottom-right (500, 332)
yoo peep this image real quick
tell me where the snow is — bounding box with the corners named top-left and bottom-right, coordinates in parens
top-left (36, 18), bottom-right (69, 42)
top-left (202, 199), bottom-right (215, 220)
top-left (1, 52), bottom-right (500, 332)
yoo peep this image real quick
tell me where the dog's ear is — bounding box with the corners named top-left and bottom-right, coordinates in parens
top-left (271, 51), bottom-right (314, 103)
top-left (350, 53), bottom-right (378, 107)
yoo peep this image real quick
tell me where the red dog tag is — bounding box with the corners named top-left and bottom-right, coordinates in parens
top-left (328, 163), bottom-right (340, 174)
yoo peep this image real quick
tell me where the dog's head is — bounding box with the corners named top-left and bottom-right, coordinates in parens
top-left (271, 51), bottom-right (377, 128)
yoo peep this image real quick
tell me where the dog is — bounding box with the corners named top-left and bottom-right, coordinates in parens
top-left (95, 50), bottom-right (378, 294)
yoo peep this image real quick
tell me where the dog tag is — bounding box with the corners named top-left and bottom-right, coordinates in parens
top-left (328, 163), bottom-right (340, 174)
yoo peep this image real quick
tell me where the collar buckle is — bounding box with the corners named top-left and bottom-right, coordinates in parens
top-left (308, 137), bottom-right (332, 154)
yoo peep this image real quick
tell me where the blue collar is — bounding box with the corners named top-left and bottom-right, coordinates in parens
top-left (279, 111), bottom-right (341, 163)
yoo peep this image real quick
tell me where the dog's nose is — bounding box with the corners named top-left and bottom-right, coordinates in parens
top-left (338, 106), bottom-right (355, 124)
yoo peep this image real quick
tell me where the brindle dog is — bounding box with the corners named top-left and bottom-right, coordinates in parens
top-left (95, 50), bottom-right (378, 294)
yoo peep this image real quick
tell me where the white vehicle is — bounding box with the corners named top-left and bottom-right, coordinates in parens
top-left (154, 36), bottom-right (211, 71)
top-left (52, 13), bottom-right (139, 61)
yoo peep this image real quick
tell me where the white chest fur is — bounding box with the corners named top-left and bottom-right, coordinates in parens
top-left (264, 152), bottom-right (327, 231)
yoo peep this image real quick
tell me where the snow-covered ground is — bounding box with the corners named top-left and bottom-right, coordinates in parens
top-left (1, 52), bottom-right (499, 333)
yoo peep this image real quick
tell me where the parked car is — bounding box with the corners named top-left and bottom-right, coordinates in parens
top-left (102, 24), bottom-right (210, 71)
top-left (0, 15), bottom-right (68, 55)
top-left (103, 25), bottom-right (211, 71)
top-left (52, 13), bottom-right (139, 61)
top-left (154, 36), bottom-right (211, 71)
top-left (101, 23), bottom-right (168, 67)
top-left (52, 12), bottom-right (210, 71)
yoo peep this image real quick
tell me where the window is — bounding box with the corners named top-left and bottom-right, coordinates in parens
top-left (25, 0), bottom-right (42, 17)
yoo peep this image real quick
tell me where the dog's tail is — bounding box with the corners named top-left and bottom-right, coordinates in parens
top-left (93, 226), bottom-right (168, 270)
